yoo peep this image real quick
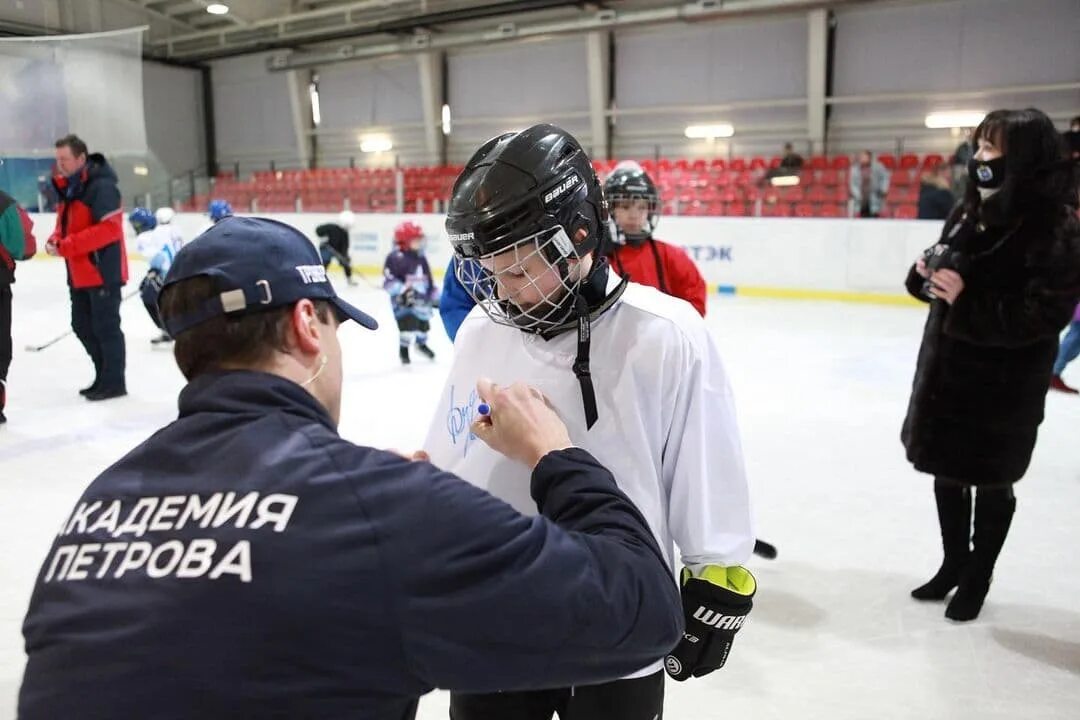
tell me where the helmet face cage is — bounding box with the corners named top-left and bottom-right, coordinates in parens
top-left (455, 225), bottom-right (585, 334)
top-left (606, 191), bottom-right (660, 244)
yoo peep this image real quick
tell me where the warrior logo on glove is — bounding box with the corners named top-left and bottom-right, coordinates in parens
top-left (666, 565), bottom-right (756, 681)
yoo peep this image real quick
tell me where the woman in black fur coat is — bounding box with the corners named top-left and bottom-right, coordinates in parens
top-left (902, 108), bottom-right (1080, 622)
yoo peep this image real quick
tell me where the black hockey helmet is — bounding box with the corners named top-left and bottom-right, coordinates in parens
top-left (445, 124), bottom-right (609, 261)
top-left (603, 164), bottom-right (660, 246)
top-left (444, 124), bottom-right (615, 336)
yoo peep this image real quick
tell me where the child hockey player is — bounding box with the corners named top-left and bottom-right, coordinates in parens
top-left (383, 221), bottom-right (437, 365)
top-left (130, 207), bottom-right (183, 346)
top-left (424, 125), bottom-right (756, 720)
top-left (316, 210), bottom-right (357, 286)
top-left (604, 161), bottom-right (707, 316)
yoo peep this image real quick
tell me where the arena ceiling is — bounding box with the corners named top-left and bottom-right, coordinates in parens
top-left (2, 0), bottom-right (920, 65)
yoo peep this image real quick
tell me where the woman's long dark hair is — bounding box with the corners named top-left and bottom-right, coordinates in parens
top-left (965, 108), bottom-right (1079, 227)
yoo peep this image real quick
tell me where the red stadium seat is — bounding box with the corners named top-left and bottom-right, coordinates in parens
top-left (922, 153), bottom-right (945, 169)
top-left (891, 169), bottom-right (916, 186)
top-left (818, 169), bottom-right (840, 186)
top-left (761, 202), bottom-right (792, 217)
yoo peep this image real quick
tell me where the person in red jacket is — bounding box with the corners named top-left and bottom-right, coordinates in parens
top-left (603, 163), bottom-right (707, 316)
top-left (47, 134), bottom-right (128, 400)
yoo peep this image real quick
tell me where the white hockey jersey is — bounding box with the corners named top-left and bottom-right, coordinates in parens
top-left (135, 224), bottom-right (184, 275)
top-left (423, 275), bottom-right (755, 679)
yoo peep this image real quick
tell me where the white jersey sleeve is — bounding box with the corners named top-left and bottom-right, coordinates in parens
top-left (663, 320), bottom-right (755, 568)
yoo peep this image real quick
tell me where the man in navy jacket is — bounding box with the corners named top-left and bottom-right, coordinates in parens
top-left (18, 217), bottom-right (683, 720)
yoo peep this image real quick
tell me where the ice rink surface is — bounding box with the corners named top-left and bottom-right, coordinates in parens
top-left (2, 257), bottom-right (1078, 719)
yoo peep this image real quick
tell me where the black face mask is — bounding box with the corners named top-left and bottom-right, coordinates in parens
top-left (968, 156), bottom-right (1007, 190)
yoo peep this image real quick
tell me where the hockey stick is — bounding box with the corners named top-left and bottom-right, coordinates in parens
top-left (25, 330), bottom-right (73, 353)
top-left (25, 287), bottom-right (142, 352)
top-left (753, 539), bottom-right (778, 560)
top-left (322, 244), bottom-right (381, 290)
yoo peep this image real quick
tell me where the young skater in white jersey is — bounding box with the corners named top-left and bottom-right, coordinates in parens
top-left (423, 124), bottom-right (756, 720)
top-left (130, 207), bottom-right (184, 345)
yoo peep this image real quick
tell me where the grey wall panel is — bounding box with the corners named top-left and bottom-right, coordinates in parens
top-left (615, 16), bottom-right (807, 108)
top-left (318, 58), bottom-right (423, 130)
top-left (143, 61), bottom-right (205, 177)
top-left (447, 36), bottom-right (589, 118)
top-left (834, 0), bottom-right (1080, 96)
top-left (211, 53), bottom-right (301, 166)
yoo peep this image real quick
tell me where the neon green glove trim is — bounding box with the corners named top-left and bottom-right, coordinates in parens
top-left (685, 565), bottom-right (757, 596)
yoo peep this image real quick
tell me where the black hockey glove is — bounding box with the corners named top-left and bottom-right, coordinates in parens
top-left (398, 287), bottom-right (417, 307)
top-left (140, 269), bottom-right (165, 293)
top-left (665, 565), bottom-right (755, 681)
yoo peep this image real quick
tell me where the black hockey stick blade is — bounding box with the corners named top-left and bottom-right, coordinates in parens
top-left (753, 539), bottom-right (778, 560)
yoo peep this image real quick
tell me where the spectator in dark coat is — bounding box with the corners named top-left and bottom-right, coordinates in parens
top-left (778, 142), bottom-right (804, 171)
top-left (902, 109), bottom-right (1080, 622)
top-left (917, 164), bottom-right (956, 220)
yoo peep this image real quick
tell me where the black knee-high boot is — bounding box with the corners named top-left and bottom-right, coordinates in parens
top-left (912, 478), bottom-right (972, 601)
top-left (946, 485), bottom-right (1015, 621)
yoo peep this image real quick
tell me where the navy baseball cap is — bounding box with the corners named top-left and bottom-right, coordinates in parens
top-left (160, 216), bottom-right (378, 337)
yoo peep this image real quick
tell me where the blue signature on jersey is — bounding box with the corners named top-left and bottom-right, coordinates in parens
top-left (446, 384), bottom-right (479, 456)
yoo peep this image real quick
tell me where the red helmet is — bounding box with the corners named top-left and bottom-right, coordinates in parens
top-left (393, 221), bottom-right (424, 250)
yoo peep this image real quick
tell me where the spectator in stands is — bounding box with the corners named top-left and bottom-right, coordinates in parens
top-left (778, 142), bottom-right (804, 172)
top-left (763, 142), bottom-right (804, 184)
top-left (952, 129), bottom-right (975, 198)
top-left (849, 150), bottom-right (890, 218)
top-left (917, 163), bottom-right (955, 220)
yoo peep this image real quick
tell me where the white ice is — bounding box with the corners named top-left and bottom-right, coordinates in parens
top-left (2, 256), bottom-right (1079, 719)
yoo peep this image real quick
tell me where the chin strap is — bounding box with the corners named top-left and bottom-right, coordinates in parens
top-left (572, 292), bottom-right (599, 428)
top-left (540, 258), bottom-right (628, 429)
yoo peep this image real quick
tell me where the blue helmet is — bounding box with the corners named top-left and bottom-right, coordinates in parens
top-left (208, 199), bottom-right (234, 223)
top-left (128, 207), bottom-right (157, 234)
